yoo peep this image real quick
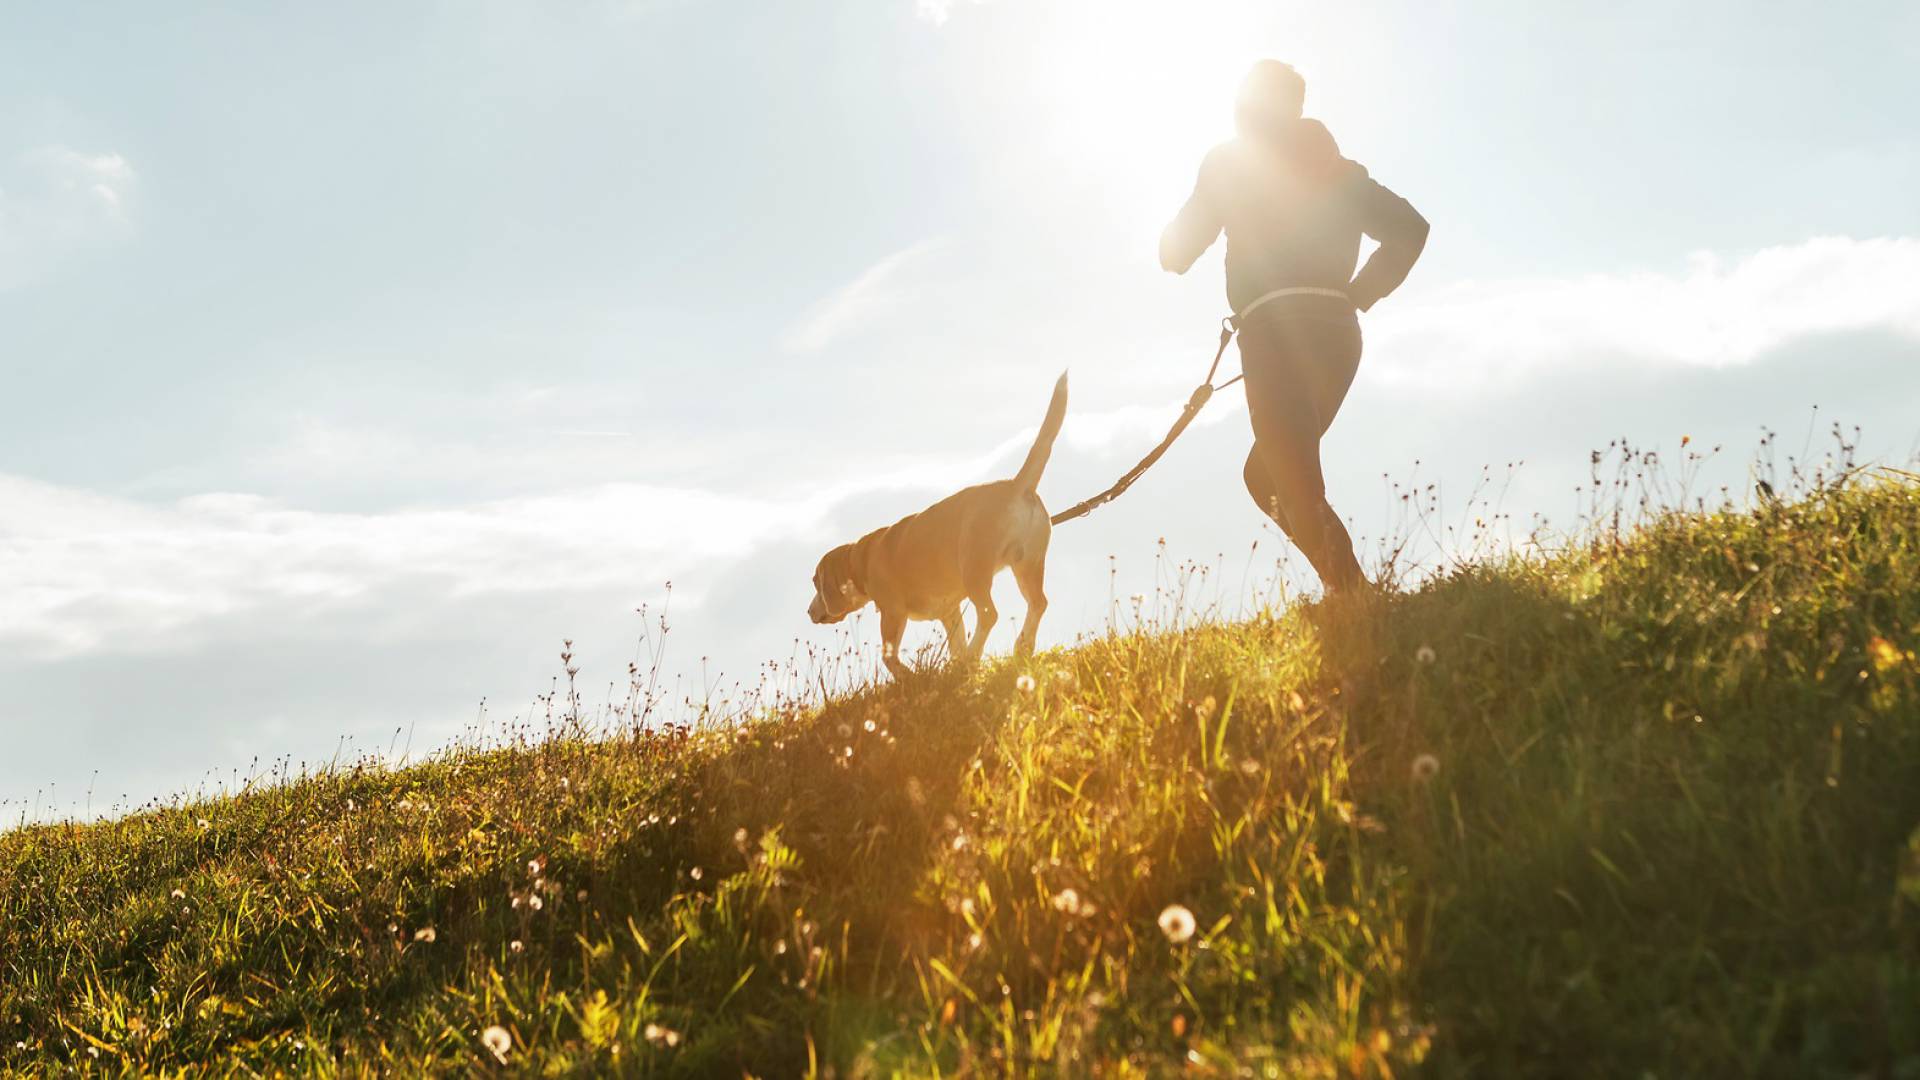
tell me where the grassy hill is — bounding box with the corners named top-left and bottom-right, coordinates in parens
top-left (4, 478), bottom-right (1919, 1077)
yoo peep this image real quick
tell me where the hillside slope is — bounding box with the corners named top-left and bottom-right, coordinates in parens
top-left (4, 480), bottom-right (1919, 1077)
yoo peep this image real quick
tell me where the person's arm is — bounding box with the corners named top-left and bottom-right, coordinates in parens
top-left (1346, 172), bottom-right (1428, 311)
top-left (1159, 152), bottom-right (1224, 274)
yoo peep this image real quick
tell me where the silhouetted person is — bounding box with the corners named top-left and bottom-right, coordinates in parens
top-left (1161, 60), bottom-right (1427, 593)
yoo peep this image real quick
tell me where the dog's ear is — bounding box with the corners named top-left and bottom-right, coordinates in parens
top-left (846, 533), bottom-right (876, 588)
top-left (818, 544), bottom-right (854, 595)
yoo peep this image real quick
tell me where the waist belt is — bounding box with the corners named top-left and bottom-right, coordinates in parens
top-left (1232, 286), bottom-right (1350, 326)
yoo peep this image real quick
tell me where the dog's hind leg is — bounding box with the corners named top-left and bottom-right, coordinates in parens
top-left (1012, 556), bottom-right (1047, 658)
top-left (879, 609), bottom-right (911, 681)
top-left (939, 607), bottom-right (971, 667)
top-left (964, 577), bottom-right (999, 662)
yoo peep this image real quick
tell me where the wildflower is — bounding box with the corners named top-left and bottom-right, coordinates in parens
top-left (526, 856), bottom-right (545, 877)
top-left (1415, 644), bottom-right (1436, 665)
top-left (413, 927), bottom-right (437, 943)
top-left (170, 888), bottom-right (186, 900)
top-left (1158, 903), bottom-right (1197, 944)
top-left (1015, 674), bottom-right (1036, 695)
top-left (1869, 636), bottom-right (1904, 673)
top-left (733, 827), bottom-right (749, 847)
top-left (481, 1025), bottom-right (512, 1064)
top-left (643, 1023), bottom-right (682, 1048)
top-left (576, 889), bottom-right (589, 902)
top-left (1411, 753), bottom-right (1441, 783)
top-left (863, 718), bottom-right (876, 732)
top-left (967, 931), bottom-right (984, 951)
top-left (1051, 888), bottom-right (1083, 916)
top-left (196, 818), bottom-right (211, 830)
top-left (509, 940), bottom-right (524, 954)
top-left (528, 895), bottom-right (544, 912)
top-left (689, 867), bottom-right (704, 881)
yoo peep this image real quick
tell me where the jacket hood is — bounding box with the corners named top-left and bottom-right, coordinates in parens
top-left (1238, 115), bottom-right (1354, 185)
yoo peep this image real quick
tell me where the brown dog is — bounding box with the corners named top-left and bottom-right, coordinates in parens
top-left (808, 373), bottom-right (1068, 680)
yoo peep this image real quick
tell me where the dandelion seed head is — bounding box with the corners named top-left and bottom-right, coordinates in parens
top-left (643, 1023), bottom-right (682, 1048)
top-left (413, 927), bottom-right (437, 943)
top-left (1158, 903), bottom-right (1197, 944)
top-left (1015, 674), bottom-right (1036, 695)
top-left (1411, 753), bottom-right (1441, 783)
top-left (1415, 644), bottom-right (1437, 665)
top-left (481, 1025), bottom-right (512, 1063)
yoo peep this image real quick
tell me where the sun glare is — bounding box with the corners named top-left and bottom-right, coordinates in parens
top-left (1010, 3), bottom-right (1289, 231)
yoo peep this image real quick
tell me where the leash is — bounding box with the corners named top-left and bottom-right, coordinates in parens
top-left (1047, 286), bottom-right (1348, 527)
top-left (1048, 318), bottom-right (1240, 526)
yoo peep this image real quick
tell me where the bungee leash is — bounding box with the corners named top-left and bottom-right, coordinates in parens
top-left (1047, 286), bottom-right (1348, 527)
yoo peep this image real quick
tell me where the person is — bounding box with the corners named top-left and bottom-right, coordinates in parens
top-left (1160, 60), bottom-right (1427, 594)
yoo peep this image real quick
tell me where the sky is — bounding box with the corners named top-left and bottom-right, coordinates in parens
top-left (4, 0), bottom-right (1919, 818)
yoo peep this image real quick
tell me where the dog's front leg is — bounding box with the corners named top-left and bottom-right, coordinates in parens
top-left (879, 609), bottom-right (911, 680)
top-left (939, 608), bottom-right (971, 668)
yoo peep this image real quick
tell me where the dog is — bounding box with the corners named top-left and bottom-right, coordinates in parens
top-left (807, 373), bottom-right (1068, 680)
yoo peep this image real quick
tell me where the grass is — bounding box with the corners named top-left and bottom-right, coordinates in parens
top-left (3, 474), bottom-right (1919, 1076)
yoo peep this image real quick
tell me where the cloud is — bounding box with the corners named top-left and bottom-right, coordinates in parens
top-left (781, 238), bottom-right (943, 353)
top-left (0, 474), bottom-right (843, 661)
top-left (0, 145), bottom-right (138, 288)
top-left (1365, 236), bottom-right (1920, 393)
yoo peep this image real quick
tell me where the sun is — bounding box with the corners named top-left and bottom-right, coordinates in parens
top-left (1015, 3), bottom-right (1279, 220)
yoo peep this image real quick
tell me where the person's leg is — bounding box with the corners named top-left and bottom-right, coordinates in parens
top-left (1243, 443), bottom-right (1293, 535)
top-left (1239, 316), bottom-right (1364, 592)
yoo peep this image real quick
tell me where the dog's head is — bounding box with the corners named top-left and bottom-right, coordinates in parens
top-left (807, 543), bottom-right (869, 625)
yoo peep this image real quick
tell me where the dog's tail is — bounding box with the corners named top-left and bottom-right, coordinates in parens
top-left (1012, 371), bottom-right (1069, 493)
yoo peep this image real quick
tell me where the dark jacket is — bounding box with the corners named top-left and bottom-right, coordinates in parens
top-left (1160, 118), bottom-right (1428, 318)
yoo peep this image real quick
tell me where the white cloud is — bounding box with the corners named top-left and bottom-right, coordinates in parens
top-left (1365, 236), bottom-right (1920, 392)
top-left (0, 144), bottom-right (138, 289)
top-left (782, 238), bottom-right (944, 353)
top-left (0, 474), bottom-right (841, 661)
